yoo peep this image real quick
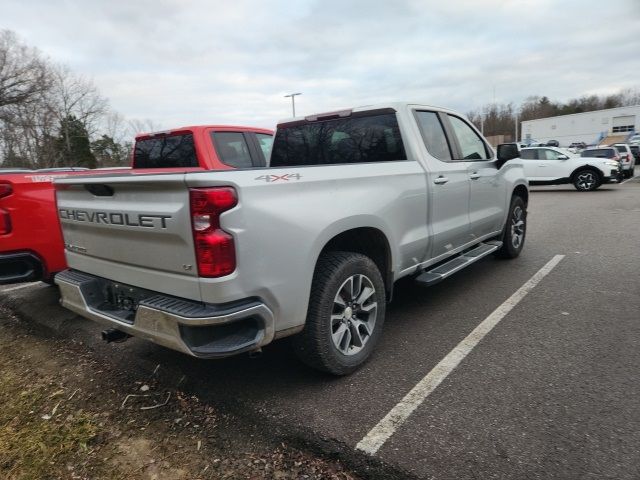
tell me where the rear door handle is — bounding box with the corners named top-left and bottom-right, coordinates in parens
top-left (434, 176), bottom-right (449, 185)
top-left (469, 172), bottom-right (480, 180)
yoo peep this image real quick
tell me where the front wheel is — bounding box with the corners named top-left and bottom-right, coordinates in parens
top-left (496, 196), bottom-right (527, 259)
top-left (573, 170), bottom-right (601, 191)
top-left (293, 251), bottom-right (386, 375)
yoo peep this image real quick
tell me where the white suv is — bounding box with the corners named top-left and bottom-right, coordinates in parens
top-left (611, 144), bottom-right (636, 178)
top-left (521, 146), bottom-right (622, 191)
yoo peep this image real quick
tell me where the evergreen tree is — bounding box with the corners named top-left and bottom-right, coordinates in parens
top-left (54, 115), bottom-right (96, 168)
top-left (91, 134), bottom-right (129, 167)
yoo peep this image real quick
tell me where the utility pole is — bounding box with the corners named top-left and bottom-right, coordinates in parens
top-left (284, 93), bottom-right (302, 117)
top-left (514, 110), bottom-right (519, 142)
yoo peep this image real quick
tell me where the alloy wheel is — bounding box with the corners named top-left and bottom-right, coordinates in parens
top-left (331, 274), bottom-right (377, 356)
top-left (577, 172), bottom-right (596, 190)
top-left (511, 206), bottom-right (525, 249)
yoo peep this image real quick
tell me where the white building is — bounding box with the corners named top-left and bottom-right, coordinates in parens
top-left (520, 105), bottom-right (640, 146)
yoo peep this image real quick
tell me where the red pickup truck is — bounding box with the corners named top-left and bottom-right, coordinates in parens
top-left (0, 125), bottom-right (273, 284)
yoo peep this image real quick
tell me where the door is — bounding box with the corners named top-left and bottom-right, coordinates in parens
top-left (444, 114), bottom-right (506, 239)
top-left (520, 148), bottom-right (541, 179)
top-left (414, 110), bottom-right (470, 260)
top-left (521, 148), bottom-right (567, 180)
top-left (536, 148), bottom-right (570, 179)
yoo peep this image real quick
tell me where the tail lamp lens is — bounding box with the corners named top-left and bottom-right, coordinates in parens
top-left (189, 187), bottom-right (237, 277)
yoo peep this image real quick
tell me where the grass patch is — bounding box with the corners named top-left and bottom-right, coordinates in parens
top-left (0, 371), bottom-right (98, 480)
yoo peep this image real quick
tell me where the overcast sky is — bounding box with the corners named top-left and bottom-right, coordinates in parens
top-left (4, 0), bottom-right (640, 129)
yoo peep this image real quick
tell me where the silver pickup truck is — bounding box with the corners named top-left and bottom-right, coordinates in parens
top-left (54, 103), bottom-right (528, 375)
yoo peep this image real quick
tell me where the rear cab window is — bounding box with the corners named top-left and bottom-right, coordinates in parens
top-left (270, 110), bottom-right (407, 167)
top-left (133, 134), bottom-right (198, 168)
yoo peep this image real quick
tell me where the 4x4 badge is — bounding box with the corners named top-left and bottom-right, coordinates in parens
top-left (255, 173), bottom-right (302, 183)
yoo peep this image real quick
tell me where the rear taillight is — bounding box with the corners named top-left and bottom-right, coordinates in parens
top-left (189, 187), bottom-right (237, 277)
top-left (0, 182), bottom-right (12, 234)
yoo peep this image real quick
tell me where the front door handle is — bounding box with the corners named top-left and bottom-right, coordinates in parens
top-left (434, 176), bottom-right (449, 185)
top-left (469, 172), bottom-right (480, 180)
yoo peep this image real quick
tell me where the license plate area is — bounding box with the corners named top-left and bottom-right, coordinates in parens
top-left (80, 277), bottom-right (157, 324)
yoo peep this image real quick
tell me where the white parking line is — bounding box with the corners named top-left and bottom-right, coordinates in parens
top-left (620, 174), bottom-right (638, 185)
top-left (356, 254), bottom-right (565, 455)
top-left (0, 282), bottom-right (40, 293)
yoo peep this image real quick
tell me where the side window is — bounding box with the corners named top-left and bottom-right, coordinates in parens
top-left (447, 115), bottom-right (490, 160)
top-left (541, 149), bottom-right (561, 160)
top-left (415, 111), bottom-right (451, 161)
top-left (211, 132), bottom-right (253, 168)
top-left (520, 149), bottom-right (537, 160)
top-left (256, 134), bottom-right (274, 159)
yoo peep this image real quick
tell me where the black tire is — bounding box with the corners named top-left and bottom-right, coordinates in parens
top-left (495, 195), bottom-right (527, 259)
top-left (292, 251), bottom-right (386, 375)
top-left (573, 169), bottom-right (601, 191)
top-left (623, 170), bottom-right (631, 179)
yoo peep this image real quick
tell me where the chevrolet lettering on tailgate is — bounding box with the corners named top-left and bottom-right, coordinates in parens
top-left (58, 209), bottom-right (171, 229)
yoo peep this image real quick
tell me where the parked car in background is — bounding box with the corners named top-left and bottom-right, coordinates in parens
top-left (568, 142), bottom-right (587, 153)
top-left (630, 145), bottom-right (640, 162)
top-left (627, 134), bottom-right (640, 145)
top-left (0, 125), bottom-right (274, 285)
top-left (545, 140), bottom-right (559, 147)
top-left (521, 146), bottom-right (622, 191)
top-left (611, 144), bottom-right (636, 178)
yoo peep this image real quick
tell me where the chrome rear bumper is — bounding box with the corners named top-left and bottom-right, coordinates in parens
top-left (55, 269), bottom-right (275, 358)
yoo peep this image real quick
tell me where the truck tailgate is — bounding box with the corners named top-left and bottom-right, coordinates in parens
top-left (55, 173), bottom-right (202, 301)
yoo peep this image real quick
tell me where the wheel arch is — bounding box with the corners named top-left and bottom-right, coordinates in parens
top-left (512, 183), bottom-right (529, 206)
top-left (316, 227), bottom-right (394, 301)
top-left (570, 164), bottom-right (603, 182)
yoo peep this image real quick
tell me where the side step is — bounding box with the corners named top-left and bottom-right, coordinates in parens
top-left (415, 241), bottom-right (502, 286)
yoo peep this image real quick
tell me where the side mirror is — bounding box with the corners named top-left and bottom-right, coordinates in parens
top-left (496, 143), bottom-right (520, 168)
top-left (558, 155), bottom-right (569, 160)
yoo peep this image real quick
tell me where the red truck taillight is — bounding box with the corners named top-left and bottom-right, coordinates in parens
top-left (189, 187), bottom-right (237, 277)
top-left (0, 182), bottom-right (12, 235)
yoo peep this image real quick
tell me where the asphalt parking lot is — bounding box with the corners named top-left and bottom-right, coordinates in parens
top-left (2, 176), bottom-right (639, 479)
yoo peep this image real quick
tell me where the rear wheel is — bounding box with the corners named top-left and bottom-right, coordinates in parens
top-left (293, 251), bottom-right (386, 375)
top-left (573, 169), bottom-right (601, 191)
top-left (496, 196), bottom-right (527, 259)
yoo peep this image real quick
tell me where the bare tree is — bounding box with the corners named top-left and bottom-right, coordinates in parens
top-left (0, 30), bottom-right (51, 111)
top-left (127, 118), bottom-right (160, 137)
top-left (50, 65), bottom-right (108, 134)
